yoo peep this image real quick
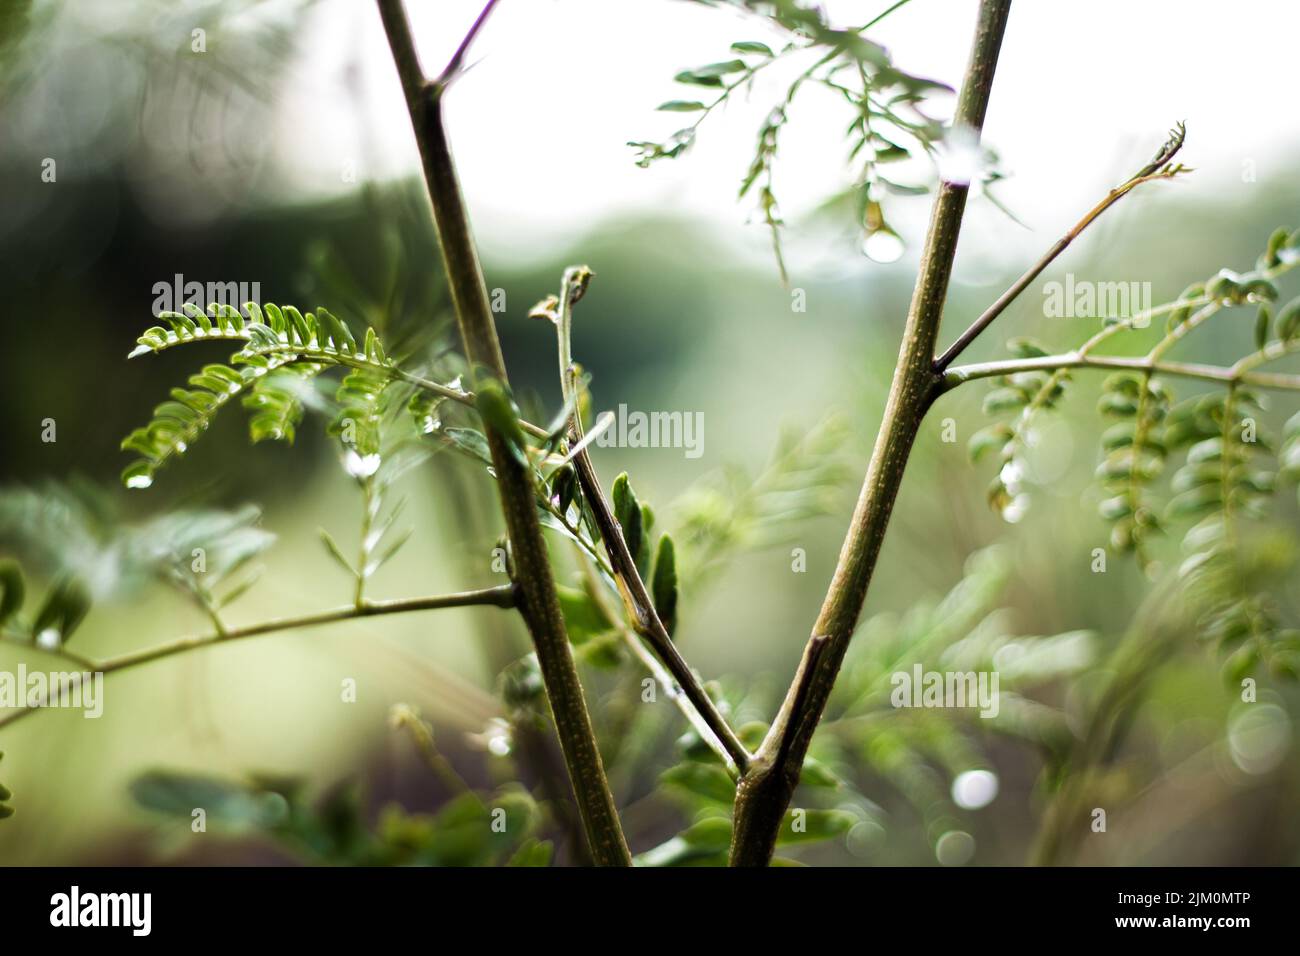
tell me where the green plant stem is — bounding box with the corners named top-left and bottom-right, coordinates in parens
top-left (942, 257), bottom-right (1300, 391)
top-left (942, 349), bottom-right (1300, 393)
top-left (574, 548), bottom-right (740, 775)
top-left (0, 586), bottom-right (517, 731)
top-left (549, 270), bottom-right (751, 773)
top-left (355, 476), bottom-right (377, 608)
top-left (375, 0), bottom-right (631, 866)
top-left (390, 705), bottom-right (473, 795)
top-left (728, 0), bottom-right (1013, 868)
top-left (934, 129), bottom-right (1187, 371)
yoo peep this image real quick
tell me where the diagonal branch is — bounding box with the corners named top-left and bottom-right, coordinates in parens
top-left (541, 268), bottom-right (752, 773)
top-left (375, 0), bottom-right (631, 866)
top-left (573, 549), bottom-right (741, 775)
top-left (934, 123), bottom-right (1188, 371)
top-left (436, 0), bottom-right (502, 89)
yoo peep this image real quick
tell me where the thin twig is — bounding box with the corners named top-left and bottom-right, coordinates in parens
top-left (543, 268), bottom-right (752, 772)
top-left (934, 123), bottom-right (1188, 371)
top-left (942, 351), bottom-right (1300, 393)
top-left (435, 0), bottom-right (503, 89)
top-left (0, 586), bottom-right (516, 731)
top-left (574, 549), bottom-right (739, 776)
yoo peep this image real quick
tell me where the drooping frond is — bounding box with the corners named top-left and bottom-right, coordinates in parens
top-left (968, 337), bottom-right (1069, 523)
top-left (1094, 372), bottom-right (1171, 567)
top-left (966, 225), bottom-right (1300, 680)
top-left (632, 0), bottom-right (958, 276)
top-left (121, 301), bottom-right (400, 488)
top-left (330, 364), bottom-right (394, 458)
top-left (243, 361), bottom-right (324, 445)
top-left (120, 358), bottom-right (294, 489)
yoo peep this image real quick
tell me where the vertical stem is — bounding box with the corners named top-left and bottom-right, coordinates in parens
top-left (729, 0), bottom-right (1013, 867)
top-left (375, 0), bottom-right (630, 865)
top-left (355, 476), bottom-right (376, 608)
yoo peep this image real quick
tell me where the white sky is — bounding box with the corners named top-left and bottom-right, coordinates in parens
top-left (275, 0), bottom-right (1300, 273)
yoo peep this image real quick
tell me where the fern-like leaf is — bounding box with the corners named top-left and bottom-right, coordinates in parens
top-left (121, 301), bottom-right (398, 487)
top-left (242, 361), bottom-right (324, 444)
top-left (331, 366), bottom-right (393, 457)
top-left (1094, 372), bottom-right (1170, 565)
top-left (121, 362), bottom-right (266, 488)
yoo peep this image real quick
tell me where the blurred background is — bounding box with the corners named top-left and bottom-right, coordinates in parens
top-left (0, 0), bottom-right (1297, 866)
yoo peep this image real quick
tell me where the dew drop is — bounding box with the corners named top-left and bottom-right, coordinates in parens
top-left (344, 450), bottom-right (382, 479)
top-left (486, 719), bottom-right (512, 757)
top-left (126, 474), bottom-right (153, 490)
top-left (951, 769), bottom-right (999, 810)
top-left (863, 228), bottom-right (905, 264)
top-left (1000, 493), bottom-right (1030, 524)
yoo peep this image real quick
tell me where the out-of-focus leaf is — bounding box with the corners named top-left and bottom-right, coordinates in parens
top-left (556, 585), bottom-right (609, 645)
top-left (0, 560), bottom-right (24, 627)
top-left (31, 574), bottom-right (90, 645)
top-left (776, 808), bottom-right (856, 846)
top-left (131, 771), bottom-right (288, 831)
top-left (661, 762), bottom-right (737, 807)
top-left (506, 838), bottom-right (553, 867)
top-left (651, 533), bottom-right (678, 636)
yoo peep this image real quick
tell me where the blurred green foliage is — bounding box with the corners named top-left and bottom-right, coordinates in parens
top-left (1, 0), bottom-right (1298, 868)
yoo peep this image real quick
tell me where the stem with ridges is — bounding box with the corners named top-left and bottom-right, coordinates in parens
top-left (728, 0), bottom-right (1013, 867)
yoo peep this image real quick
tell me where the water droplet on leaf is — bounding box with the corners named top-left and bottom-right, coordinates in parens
top-left (344, 450), bottom-right (381, 479)
top-left (863, 229), bottom-right (904, 264)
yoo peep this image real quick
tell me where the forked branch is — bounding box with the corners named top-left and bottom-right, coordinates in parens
top-left (729, 0), bottom-right (1014, 867)
top-left (934, 123), bottom-right (1189, 370)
